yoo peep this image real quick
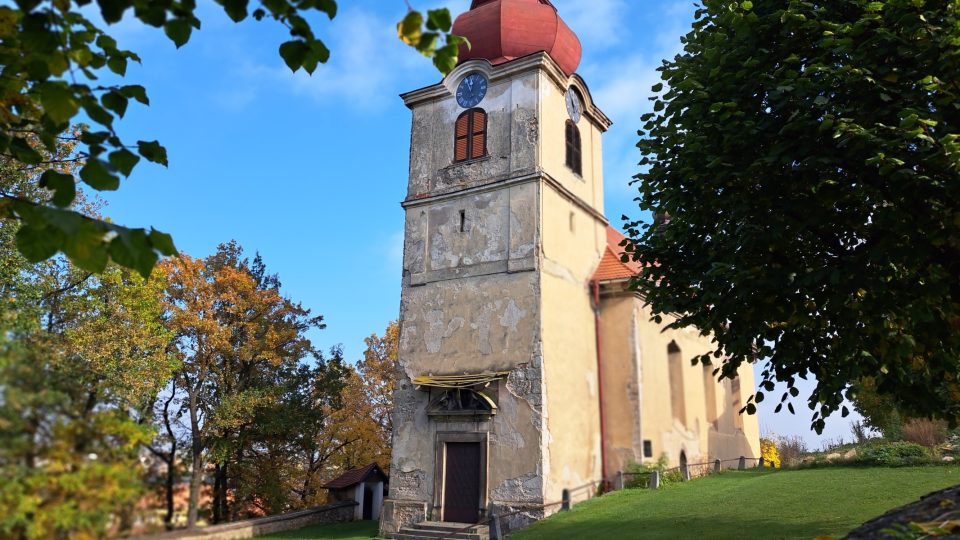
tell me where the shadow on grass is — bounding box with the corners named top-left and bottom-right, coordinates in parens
top-left (257, 520), bottom-right (378, 540)
top-left (516, 515), bottom-right (845, 540)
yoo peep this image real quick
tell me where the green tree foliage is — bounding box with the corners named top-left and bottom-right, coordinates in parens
top-left (625, 0), bottom-right (960, 433)
top-left (0, 132), bottom-right (176, 540)
top-left (0, 0), bottom-right (459, 277)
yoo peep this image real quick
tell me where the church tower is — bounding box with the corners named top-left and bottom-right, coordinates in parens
top-left (381, 0), bottom-right (614, 534)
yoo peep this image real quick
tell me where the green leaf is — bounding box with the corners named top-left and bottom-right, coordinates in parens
top-left (279, 40), bottom-right (309, 71)
top-left (109, 228), bottom-right (159, 278)
top-left (426, 9), bottom-right (452, 32)
top-left (39, 82), bottom-right (80, 125)
top-left (108, 149), bottom-right (140, 177)
top-left (9, 137), bottom-right (43, 165)
top-left (651, 82), bottom-right (664, 93)
top-left (314, 0), bottom-right (337, 18)
top-left (149, 228), bottom-right (178, 256)
top-left (164, 18), bottom-right (192, 48)
top-left (221, 0), bottom-right (248, 22)
top-left (101, 91), bottom-right (129, 118)
top-left (61, 221), bottom-right (110, 273)
top-left (15, 222), bottom-right (61, 262)
top-left (120, 85), bottom-right (150, 105)
top-left (433, 44), bottom-right (459, 75)
top-left (741, 1), bottom-right (753, 10)
top-left (397, 11), bottom-right (423, 47)
top-left (79, 160), bottom-right (121, 191)
top-left (107, 55), bottom-right (128, 76)
top-left (39, 170), bottom-right (77, 208)
top-left (137, 140), bottom-right (168, 166)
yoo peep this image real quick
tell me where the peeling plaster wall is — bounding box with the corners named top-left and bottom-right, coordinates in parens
top-left (407, 69), bottom-right (539, 200)
top-left (387, 54), bottom-right (619, 533)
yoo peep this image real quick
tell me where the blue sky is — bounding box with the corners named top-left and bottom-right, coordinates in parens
top-left (97, 0), bottom-right (859, 447)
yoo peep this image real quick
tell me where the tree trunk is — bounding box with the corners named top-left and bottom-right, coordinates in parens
top-left (161, 385), bottom-right (178, 529)
top-left (187, 389), bottom-right (203, 529)
top-left (165, 451), bottom-right (176, 529)
top-left (212, 463), bottom-right (224, 524)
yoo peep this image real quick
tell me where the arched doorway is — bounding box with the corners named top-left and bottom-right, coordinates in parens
top-left (679, 450), bottom-right (687, 470)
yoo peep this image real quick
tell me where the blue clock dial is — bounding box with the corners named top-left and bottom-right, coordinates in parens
top-left (456, 73), bottom-right (488, 108)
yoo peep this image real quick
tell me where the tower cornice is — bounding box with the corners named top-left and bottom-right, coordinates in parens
top-left (400, 52), bottom-right (612, 132)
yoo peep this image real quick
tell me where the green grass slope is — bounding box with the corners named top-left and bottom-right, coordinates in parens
top-left (512, 467), bottom-right (959, 540)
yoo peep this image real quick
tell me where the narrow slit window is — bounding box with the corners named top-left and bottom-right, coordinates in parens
top-left (455, 109), bottom-right (487, 162)
top-left (459, 210), bottom-right (466, 232)
top-left (565, 120), bottom-right (582, 175)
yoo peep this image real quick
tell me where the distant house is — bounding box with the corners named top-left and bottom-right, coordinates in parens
top-left (322, 463), bottom-right (387, 521)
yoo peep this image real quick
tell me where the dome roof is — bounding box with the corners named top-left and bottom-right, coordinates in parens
top-left (452, 0), bottom-right (582, 76)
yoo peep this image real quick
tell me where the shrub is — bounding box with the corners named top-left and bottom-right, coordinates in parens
top-left (902, 418), bottom-right (949, 448)
top-left (776, 435), bottom-right (809, 467)
top-left (858, 442), bottom-right (932, 467)
top-left (760, 438), bottom-right (781, 468)
top-left (625, 454), bottom-right (684, 488)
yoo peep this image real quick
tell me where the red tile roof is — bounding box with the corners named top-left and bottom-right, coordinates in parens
top-left (453, 0), bottom-right (582, 76)
top-left (592, 226), bottom-right (643, 282)
top-left (322, 463), bottom-right (387, 490)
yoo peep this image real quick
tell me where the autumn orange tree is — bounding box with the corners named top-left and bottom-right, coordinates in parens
top-left (161, 242), bottom-right (344, 526)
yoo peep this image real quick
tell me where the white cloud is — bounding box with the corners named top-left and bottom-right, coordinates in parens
top-left (552, 0), bottom-right (629, 50)
top-left (221, 7), bottom-right (440, 112)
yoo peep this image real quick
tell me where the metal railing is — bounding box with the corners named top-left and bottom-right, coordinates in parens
top-left (435, 456), bottom-right (769, 540)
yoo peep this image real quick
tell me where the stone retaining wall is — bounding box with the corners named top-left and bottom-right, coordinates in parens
top-left (134, 502), bottom-right (358, 540)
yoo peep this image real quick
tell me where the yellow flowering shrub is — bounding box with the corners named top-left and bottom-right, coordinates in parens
top-left (761, 438), bottom-right (781, 468)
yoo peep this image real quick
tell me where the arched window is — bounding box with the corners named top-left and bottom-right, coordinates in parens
top-left (565, 120), bottom-right (582, 175)
top-left (730, 376), bottom-right (744, 431)
top-left (455, 109), bottom-right (487, 162)
top-left (703, 362), bottom-right (718, 429)
top-left (668, 341), bottom-right (686, 428)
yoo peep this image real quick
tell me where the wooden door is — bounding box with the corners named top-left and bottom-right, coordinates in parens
top-left (443, 442), bottom-right (482, 523)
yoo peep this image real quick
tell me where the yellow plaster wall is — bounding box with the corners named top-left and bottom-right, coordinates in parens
top-left (537, 72), bottom-right (605, 214)
top-left (633, 301), bottom-right (761, 467)
top-left (597, 293), bottom-right (643, 475)
top-left (538, 185), bottom-right (606, 503)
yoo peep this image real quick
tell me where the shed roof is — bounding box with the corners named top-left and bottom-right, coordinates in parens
top-left (322, 463), bottom-right (387, 490)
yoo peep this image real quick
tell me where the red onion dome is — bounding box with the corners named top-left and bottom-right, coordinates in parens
top-left (452, 0), bottom-right (582, 77)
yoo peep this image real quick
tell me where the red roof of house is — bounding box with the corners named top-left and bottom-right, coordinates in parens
top-left (452, 0), bottom-right (582, 76)
top-left (322, 463), bottom-right (387, 490)
top-left (592, 226), bottom-right (643, 282)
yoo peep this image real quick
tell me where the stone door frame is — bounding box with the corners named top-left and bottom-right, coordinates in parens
top-left (433, 431), bottom-right (489, 522)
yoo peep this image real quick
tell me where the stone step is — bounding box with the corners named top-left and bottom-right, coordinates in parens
top-left (413, 522), bottom-right (485, 533)
top-left (389, 522), bottom-right (489, 540)
top-left (387, 533), bottom-right (485, 540)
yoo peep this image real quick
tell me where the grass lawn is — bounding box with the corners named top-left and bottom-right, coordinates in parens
top-left (512, 466), bottom-right (960, 540)
top-left (256, 520), bottom-right (378, 540)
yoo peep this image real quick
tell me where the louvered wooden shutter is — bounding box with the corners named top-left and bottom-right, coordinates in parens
top-left (470, 110), bottom-right (486, 159)
top-left (454, 109), bottom-right (487, 163)
top-left (455, 113), bottom-right (470, 162)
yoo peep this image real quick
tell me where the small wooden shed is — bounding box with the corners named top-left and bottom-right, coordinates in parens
top-left (322, 463), bottom-right (387, 521)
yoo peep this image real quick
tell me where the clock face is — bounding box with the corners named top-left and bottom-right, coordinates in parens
top-left (566, 88), bottom-right (583, 123)
top-left (456, 73), bottom-right (488, 108)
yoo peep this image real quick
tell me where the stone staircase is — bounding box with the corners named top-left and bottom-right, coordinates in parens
top-left (378, 521), bottom-right (490, 540)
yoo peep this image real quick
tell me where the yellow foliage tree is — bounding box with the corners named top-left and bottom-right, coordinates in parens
top-left (761, 438), bottom-right (781, 468)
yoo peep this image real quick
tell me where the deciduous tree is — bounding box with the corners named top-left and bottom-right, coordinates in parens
top-left (625, 0), bottom-right (960, 432)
